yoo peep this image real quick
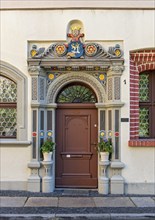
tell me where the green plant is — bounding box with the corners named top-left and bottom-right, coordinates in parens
top-left (41, 139), bottom-right (55, 153)
top-left (98, 137), bottom-right (113, 153)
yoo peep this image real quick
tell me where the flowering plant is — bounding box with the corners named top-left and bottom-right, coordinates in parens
top-left (41, 139), bottom-right (55, 153)
top-left (98, 137), bottom-right (113, 153)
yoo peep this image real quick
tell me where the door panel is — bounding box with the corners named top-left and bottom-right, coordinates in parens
top-left (56, 104), bottom-right (98, 188)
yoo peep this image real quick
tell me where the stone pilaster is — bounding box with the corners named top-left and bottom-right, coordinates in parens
top-left (107, 64), bottom-right (124, 103)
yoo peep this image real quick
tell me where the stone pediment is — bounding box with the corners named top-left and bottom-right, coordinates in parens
top-left (27, 20), bottom-right (124, 70)
top-left (28, 42), bottom-right (124, 71)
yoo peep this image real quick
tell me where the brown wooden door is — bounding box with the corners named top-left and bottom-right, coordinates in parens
top-left (56, 104), bottom-right (98, 188)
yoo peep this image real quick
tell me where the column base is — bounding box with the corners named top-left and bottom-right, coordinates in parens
top-left (98, 176), bottom-right (109, 194)
top-left (42, 176), bottom-right (54, 193)
top-left (27, 161), bottom-right (41, 192)
top-left (27, 176), bottom-right (41, 192)
top-left (110, 175), bottom-right (124, 194)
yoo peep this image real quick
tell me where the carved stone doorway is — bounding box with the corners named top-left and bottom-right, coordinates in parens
top-left (55, 84), bottom-right (98, 188)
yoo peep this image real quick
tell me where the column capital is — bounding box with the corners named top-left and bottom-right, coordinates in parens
top-left (108, 65), bottom-right (125, 76)
top-left (28, 66), bottom-right (41, 76)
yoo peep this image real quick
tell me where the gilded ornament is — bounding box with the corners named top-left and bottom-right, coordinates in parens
top-left (48, 73), bottom-right (55, 80)
top-left (115, 49), bottom-right (121, 57)
top-left (99, 74), bottom-right (105, 81)
top-left (31, 50), bottom-right (37, 57)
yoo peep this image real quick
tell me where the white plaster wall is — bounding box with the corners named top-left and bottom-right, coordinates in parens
top-left (1, 9), bottom-right (155, 185)
top-left (0, 147), bottom-right (31, 180)
top-left (121, 143), bottom-right (155, 182)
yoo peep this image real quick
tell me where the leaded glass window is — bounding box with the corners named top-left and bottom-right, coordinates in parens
top-left (0, 75), bottom-right (17, 138)
top-left (139, 108), bottom-right (149, 137)
top-left (139, 73), bottom-right (149, 102)
top-left (139, 71), bottom-right (155, 138)
top-left (57, 84), bottom-right (97, 103)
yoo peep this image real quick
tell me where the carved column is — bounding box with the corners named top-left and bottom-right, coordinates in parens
top-left (27, 66), bottom-right (46, 192)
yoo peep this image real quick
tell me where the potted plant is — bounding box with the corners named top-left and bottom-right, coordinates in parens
top-left (98, 137), bottom-right (113, 161)
top-left (41, 139), bottom-right (55, 161)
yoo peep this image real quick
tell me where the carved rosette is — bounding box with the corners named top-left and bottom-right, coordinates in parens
top-left (29, 43), bottom-right (123, 60)
top-left (54, 44), bottom-right (67, 57)
top-left (85, 43), bottom-right (98, 57)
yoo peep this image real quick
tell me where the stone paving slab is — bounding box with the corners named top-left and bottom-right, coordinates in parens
top-left (58, 197), bottom-right (95, 207)
top-left (0, 196), bottom-right (27, 207)
top-left (24, 197), bottom-right (58, 207)
top-left (130, 197), bottom-right (155, 207)
top-left (93, 197), bottom-right (135, 207)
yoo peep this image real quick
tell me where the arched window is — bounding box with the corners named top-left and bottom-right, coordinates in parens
top-left (0, 75), bottom-right (17, 138)
top-left (139, 70), bottom-right (155, 138)
top-left (56, 84), bottom-right (97, 103)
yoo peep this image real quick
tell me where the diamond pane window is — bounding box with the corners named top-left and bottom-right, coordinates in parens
top-left (139, 73), bottom-right (149, 102)
top-left (0, 76), bottom-right (17, 102)
top-left (0, 75), bottom-right (17, 138)
top-left (57, 84), bottom-right (97, 103)
top-left (139, 108), bottom-right (149, 137)
top-left (0, 108), bottom-right (17, 137)
top-left (139, 71), bottom-right (155, 138)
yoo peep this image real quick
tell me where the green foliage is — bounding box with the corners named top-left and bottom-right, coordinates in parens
top-left (98, 138), bottom-right (113, 153)
top-left (41, 139), bottom-right (55, 153)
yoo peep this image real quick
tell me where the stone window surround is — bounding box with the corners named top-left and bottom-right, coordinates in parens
top-left (0, 60), bottom-right (30, 145)
top-left (129, 49), bottom-right (155, 147)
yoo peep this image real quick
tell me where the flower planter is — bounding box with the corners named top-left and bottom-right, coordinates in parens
top-left (100, 152), bottom-right (109, 162)
top-left (43, 152), bottom-right (53, 161)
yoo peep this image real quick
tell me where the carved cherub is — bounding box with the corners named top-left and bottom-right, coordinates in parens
top-left (67, 25), bottom-right (84, 42)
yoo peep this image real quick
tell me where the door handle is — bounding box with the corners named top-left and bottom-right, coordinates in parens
top-left (70, 155), bottom-right (82, 158)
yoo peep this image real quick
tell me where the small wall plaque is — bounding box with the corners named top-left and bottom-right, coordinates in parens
top-left (121, 118), bottom-right (129, 122)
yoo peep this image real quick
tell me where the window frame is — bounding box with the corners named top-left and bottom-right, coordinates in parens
top-left (129, 50), bottom-right (155, 147)
top-left (0, 61), bottom-right (28, 143)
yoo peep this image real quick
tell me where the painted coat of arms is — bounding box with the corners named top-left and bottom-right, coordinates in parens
top-left (67, 25), bottom-right (84, 58)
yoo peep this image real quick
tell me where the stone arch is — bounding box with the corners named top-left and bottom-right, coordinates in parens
top-left (47, 72), bottom-right (105, 104)
top-left (0, 60), bottom-right (28, 141)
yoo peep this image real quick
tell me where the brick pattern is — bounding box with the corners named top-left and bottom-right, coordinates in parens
top-left (128, 140), bottom-right (155, 147)
top-left (129, 50), bottom-right (155, 147)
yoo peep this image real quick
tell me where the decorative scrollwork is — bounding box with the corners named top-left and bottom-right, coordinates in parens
top-left (29, 43), bottom-right (123, 59)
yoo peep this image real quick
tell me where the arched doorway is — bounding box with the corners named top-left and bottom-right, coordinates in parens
top-left (55, 83), bottom-right (98, 188)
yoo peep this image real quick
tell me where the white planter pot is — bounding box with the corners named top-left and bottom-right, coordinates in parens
top-left (43, 152), bottom-right (53, 161)
top-left (100, 152), bottom-right (109, 162)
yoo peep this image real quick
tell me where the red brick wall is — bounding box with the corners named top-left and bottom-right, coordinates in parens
top-left (129, 49), bottom-right (155, 147)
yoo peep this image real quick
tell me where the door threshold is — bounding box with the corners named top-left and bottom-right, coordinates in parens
top-left (54, 188), bottom-right (98, 196)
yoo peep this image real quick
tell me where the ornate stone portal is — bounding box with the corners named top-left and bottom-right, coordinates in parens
top-left (27, 21), bottom-right (125, 194)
